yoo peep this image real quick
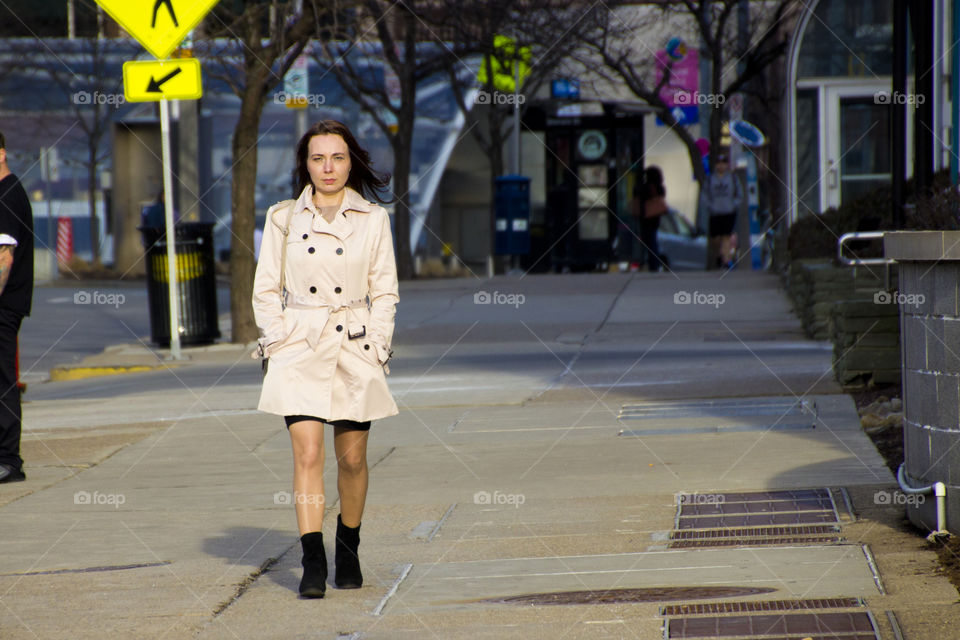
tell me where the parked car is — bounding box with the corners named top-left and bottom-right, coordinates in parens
top-left (657, 208), bottom-right (708, 270)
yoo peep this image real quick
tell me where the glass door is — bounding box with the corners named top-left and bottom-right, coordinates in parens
top-left (823, 84), bottom-right (893, 210)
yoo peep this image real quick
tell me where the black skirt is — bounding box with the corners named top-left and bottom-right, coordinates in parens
top-left (284, 416), bottom-right (371, 430)
top-left (709, 213), bottom-right (737, 237)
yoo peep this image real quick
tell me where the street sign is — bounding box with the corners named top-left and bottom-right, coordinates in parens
top-left (123, 59), bottom-right (202, 102)
top-left (730, 119), bottom-right (766, 147)
top-left (95, 0), bottom-right (219, 60)
top-left (551, 78), bottom-right (580, 100)
top-left (478, 34), bottom-right (531, 93)
top-left (93, 0), bottom-right (219, 362)
top-left (283, 54), bottom-right (309, 109)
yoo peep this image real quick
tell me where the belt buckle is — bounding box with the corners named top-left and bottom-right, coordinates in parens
top-left (348, 324), bottom-right (366, 340)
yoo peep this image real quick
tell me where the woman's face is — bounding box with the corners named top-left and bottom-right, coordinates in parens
top-left (307, 134), bottom-right (351, 199)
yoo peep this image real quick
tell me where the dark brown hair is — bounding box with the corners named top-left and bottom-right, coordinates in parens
top-left (292, 120), bottom-right (393, 203)
top-left (0, 131), bottom-right (5, 150)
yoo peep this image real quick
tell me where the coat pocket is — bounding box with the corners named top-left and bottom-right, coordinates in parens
top-left (352, 336), bottom-right (382, 367)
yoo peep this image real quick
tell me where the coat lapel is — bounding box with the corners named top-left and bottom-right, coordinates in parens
top-left (310, 187), bottom-right (371, 241)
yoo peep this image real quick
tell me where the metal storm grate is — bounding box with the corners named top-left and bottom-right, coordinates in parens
top-left (675, 489), bottom-right (840, 529)
top-left (660, 597), bottom-right (865, 617)
top-left (665, 611), bottom-right (879, 639)
top-left (668, 536), bottom-right (842, 548)
top-left (670, 525), bottom-right (840, 540)
top-left (667, 490), bottom-right (843, 547)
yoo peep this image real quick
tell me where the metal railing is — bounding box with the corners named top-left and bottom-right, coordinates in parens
top-left (837, 231), bottom-right (895, 290)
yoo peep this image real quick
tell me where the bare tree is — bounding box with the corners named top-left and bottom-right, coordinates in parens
top-left (441, 0), bottom-right (589, 269)
top-left (198, 1), bottom-right (320, 343)
top-left (311, 0), bottom-right (458, 280)
top-left (572, 0), bottom-right (800, 183)
top-left (7, 36), bottom-right (127, 262)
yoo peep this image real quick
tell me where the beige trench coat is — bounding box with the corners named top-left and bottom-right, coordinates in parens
top-left (252, 186), bottom-right (399, 422)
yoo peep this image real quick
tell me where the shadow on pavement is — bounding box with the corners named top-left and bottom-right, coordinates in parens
top-left (202, 526), bottom-right (301, 594)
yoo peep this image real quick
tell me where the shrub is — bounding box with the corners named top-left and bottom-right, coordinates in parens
top-left (788, 170), bottom-right (959, 262)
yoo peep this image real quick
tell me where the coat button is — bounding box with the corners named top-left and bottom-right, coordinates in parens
top-left (302, 233), bottom-right (308, 240)
top-left (334, 286), bottom-right (342, 294)
top-left (336, 325), bottom-right (343, 332)
top-left (308, 247), bottom-right (315, 254)
top-left (309, 286), bottom-right (317, 293)
top-left (364, 344), bottom-right (370, 350)
top-left (336, 248), bottom-right (343, 255)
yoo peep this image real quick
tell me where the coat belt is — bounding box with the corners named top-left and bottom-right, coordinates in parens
top-left (284, 292), bottom-right (369, 311)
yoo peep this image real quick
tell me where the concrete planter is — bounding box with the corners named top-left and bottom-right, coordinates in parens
top-left (885, 231), bottom-right (960, 535)
top-left (784, 259), bottom-right (901, 387)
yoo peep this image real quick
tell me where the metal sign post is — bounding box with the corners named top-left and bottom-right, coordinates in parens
top-left (159, 99), bottom-right (182, 359)
top-left (95, 0), bottom-right (219, 358)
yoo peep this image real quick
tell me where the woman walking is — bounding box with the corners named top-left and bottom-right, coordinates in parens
top-left (637, 165), bottom-right (667, 272)
top-left (702, 152), bottom-right (742, 269)
top-left (252, 120), bottom-right (399, 598)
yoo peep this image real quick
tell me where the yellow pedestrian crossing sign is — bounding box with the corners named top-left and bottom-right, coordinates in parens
top-left (123, 59), bottom-right (202, 102)
top-left (95, 0), bottom-right (220, 60)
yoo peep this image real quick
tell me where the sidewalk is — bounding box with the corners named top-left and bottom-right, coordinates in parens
top-left (2, 271), bottom-right (957, 639)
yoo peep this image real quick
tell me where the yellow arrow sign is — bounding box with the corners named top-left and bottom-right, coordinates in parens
top-left (123, 59), bottom-right (202, 102)
top-left (95, 0), bottom-right (219, 60)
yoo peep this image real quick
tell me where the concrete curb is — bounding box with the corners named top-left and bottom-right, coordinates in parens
top-left (48, 364), bottom-right (181, 381)
top-left (44, 341), bottom-right (257, 382)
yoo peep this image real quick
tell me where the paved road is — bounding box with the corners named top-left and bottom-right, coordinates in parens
top-left (19, 281), bottom-right (230, 383)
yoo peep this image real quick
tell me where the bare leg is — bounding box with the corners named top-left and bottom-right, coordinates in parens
top-left (710, 236), bottom-right (723, 268)
top-left (288, 420), bottom-right (326, 535)
top-left (333, 426), bottom-right (369, 527)
top-left (720, 235), bottom-right (732, 265)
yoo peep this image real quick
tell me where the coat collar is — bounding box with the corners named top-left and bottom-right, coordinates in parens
top-left (292, 185), bottom-right (373, 240)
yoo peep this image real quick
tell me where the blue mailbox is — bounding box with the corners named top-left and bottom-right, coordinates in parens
top-left (494, 175), bottom-right (531, 255)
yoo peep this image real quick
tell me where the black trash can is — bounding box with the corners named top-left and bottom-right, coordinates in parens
top-left (141, 223), bottom-right (221, 347)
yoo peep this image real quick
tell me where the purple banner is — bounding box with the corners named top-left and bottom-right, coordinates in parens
top-left (656, 48), bottom-right (699, 107)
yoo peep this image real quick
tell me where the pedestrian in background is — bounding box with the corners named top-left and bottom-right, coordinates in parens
top-left (0, 132), bottom-right (33, 484)
top-left (637, 165), bottom-right (667, 272)
top-left (252, 120), bottom-right (399, 599)
top-left (701, 152), bottom-right (743, 269)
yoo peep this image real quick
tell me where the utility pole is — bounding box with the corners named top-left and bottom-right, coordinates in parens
top-left (892, 0), bottom-right (907, 229)
top-left (67, 0), bottom-right (76, 39)
top-left (734, 0), bottom-right (750, 266)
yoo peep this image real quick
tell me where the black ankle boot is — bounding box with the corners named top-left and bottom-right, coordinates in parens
top-left (334, 515), bottom-right (362, 589)
top-left (299, 531), bottom-right (327, 598)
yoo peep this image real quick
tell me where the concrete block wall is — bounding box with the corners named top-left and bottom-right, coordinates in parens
top-left (885, 231), bottom-right (960, 536)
